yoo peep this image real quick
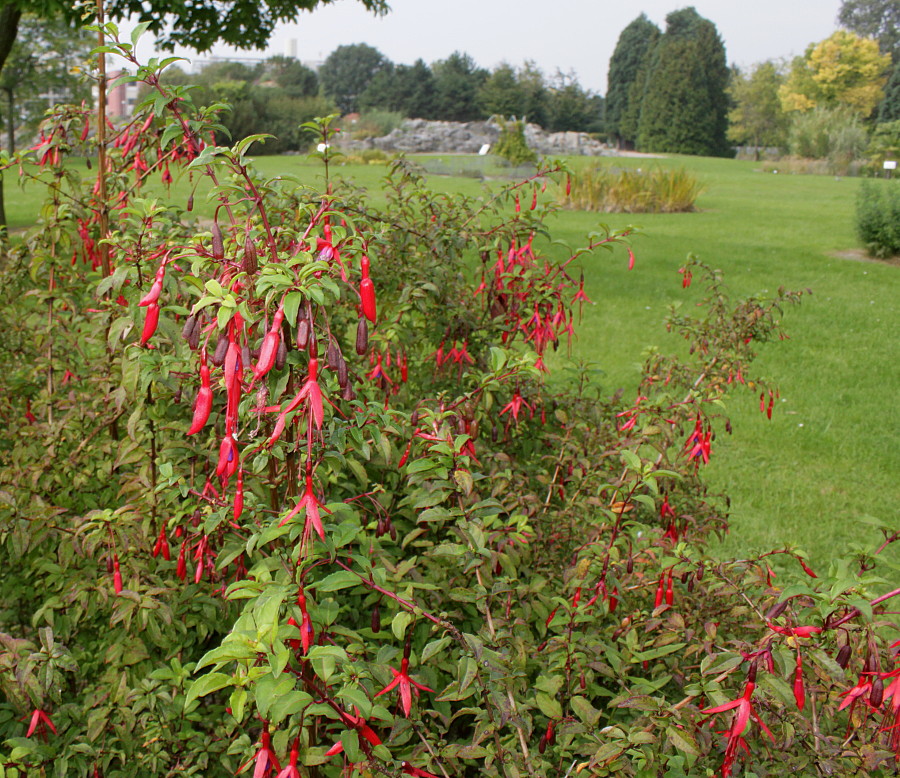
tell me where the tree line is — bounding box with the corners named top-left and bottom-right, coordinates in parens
top-left (153, 44), bottom-right (604, 155)
top-left (320, 45), bottom-right (603, 132)
top-left (606, 4), bottom-right (900, 162)
top-left (4, 1), bottom-right (899, 164)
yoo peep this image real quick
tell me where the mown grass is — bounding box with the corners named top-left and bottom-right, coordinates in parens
top-left (6, 152), bottom-right (897, 564)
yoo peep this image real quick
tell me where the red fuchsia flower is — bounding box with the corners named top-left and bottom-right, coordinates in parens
top-left (176, 538), bottom-right (188, 581)
top-left (795, 556), bottom-right (818, 578)
top-left (616, 395), bottom-right (648, 433)
top-left (324, 709), bottom-right (383, 757)
top-left (295, 588), bottom-right (315, 654)
top-left (679, 266), bottom-right (692, 288)
top-left (474, 272), bottom-right (487, 297)
top-left (703, 669), bottom-right (774, 778)
top-left (140, 302), bottom-right (160, 345)
top-left (402, 763), bottom-right (440, 778)
top-left (239, 727), bottom-right (280, 778)
top-left (276, 737), bottom-right (301, 778)
top-left (685, 416), bottom-right (712, 464)
top-left (112, 553), bottom-right (123, 594)
top-left (883, 664), bottom-right (900, 714)
top-left (152, 524), bottom-right (171, 561)
top-left (254, 304), bottom-right (286, 381)
top-left (359, 254), bottom-right (377, 323)
top-left (188, 351), bottom-right (213, 435)
top-left (374, 655), bottom-right (434, 717)
top-left (793, 651), bottom-right (806, 711)
top-left (216, 433), bottom-right (238, 481)
top-left (366, 352), bottom-right (391, 385)
top-left (573, 272), bottom-right (592, 305)
top-left (233, 468), bottom-right (245, 525)
top-left (280, 473), bottom-right (329, 541)
top-left (138, 256), bottom-right (169, 308)
top-left (767, 623), bottom-right (823, 639)
top-left (838, 656), bottom-right (881, 714)
top-left (500, 390), bottom-right (531, 424)
top-left (25, 708), bottom-right (56, 739)
top-left (653, 570), bottom-right (674, 609)
top-left (267, 358), bottom-right (324, 445)
top-left (315, 219), bottom-right (348, 280)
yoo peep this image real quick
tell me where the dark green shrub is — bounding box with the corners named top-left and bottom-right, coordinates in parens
top-left (856, 179), bottom-right (900, 257)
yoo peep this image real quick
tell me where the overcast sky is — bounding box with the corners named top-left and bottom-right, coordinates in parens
top-left (134, 0), bottom-right (846, 93)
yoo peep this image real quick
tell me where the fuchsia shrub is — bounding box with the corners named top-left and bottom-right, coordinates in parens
top-left (0, 28), bottom-right (898, 778)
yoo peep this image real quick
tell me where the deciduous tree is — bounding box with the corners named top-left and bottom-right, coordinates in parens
top-left (780, 30), bottom-right (891, 117)
top-left (258, 55), bottom-right (318, 98)
top-left (0, 14), bottom-right (92, 154)
top-left (727, 61), bottom-right (789, 154)
top-left (319, 43), bottom-right (390, 115)
top-left (838, 0), bottom-right (900, 58)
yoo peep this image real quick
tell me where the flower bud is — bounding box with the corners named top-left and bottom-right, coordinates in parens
top-left (211, 221), bottom-right (224, 260)
top-left (211, 333), bottom-right (228, 366)
top-left (296, 316), bottom-right (310, 350)
top-left (355, 317), bottom-right (368, 356)
top-left (836, 644), bottom-right (852, 669)
top-left (242, 238), bottom-right (258, 275)
top-left (327, 340), bottom-right (341, 370)
top-left (870, 676), bottom-right (884, 708)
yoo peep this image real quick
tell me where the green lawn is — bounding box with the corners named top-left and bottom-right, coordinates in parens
top-left (6, 152), bottom-right (897, 564)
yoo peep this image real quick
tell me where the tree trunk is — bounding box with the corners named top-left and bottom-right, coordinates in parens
top-left (5, 87), bottom-right (13, 154)
top-left (0, 3), bottom-right (22, 238)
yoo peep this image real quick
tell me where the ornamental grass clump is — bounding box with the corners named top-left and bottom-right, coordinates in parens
top-left (561, 164), bottom-right (704, 213)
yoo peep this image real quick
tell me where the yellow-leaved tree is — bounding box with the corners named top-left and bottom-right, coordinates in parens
top-left (779, 30), bottom-right (891, 117)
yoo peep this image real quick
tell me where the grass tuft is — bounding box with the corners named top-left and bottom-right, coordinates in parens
top-left (560, 164), bottom-right (704, 213)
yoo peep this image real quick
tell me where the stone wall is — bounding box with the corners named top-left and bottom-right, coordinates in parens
top-left (334, 118), bottom-right (612, 157)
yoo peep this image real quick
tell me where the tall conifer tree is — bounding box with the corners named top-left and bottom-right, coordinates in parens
top-left (606, 13), bottom-right (660, 148)
top-left (637, 7), bottom-right (731, 156)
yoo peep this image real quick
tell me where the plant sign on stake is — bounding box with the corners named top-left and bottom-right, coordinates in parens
top-left (0, 23), bottom-right (897, 778)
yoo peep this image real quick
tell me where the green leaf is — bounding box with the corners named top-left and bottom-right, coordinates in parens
top-left (316, 570), bottom-right (360, 593)
top-left (185, 672), bottom-right (232, 707)
top-left (421, 636), bottom-right (452, 662)
top-left (666, 726), bottom-right (700, 756)
top-left (391, 611), bottom-right (412, 640)
top-left (571, 695), bottom-right (602, 726)
top-left (458, 656), bottom-right (478, 694)
top-left (621, 450), bottom-right (642, 472)
top-left (535, 691), bottom-right (562, 719)
top-left (130, 21), bottom-right (152, 47)
top-left (632, 642), bottom-right (686, 662)
top-left (254, 674), bottom-right (295, 718)
top-left (229, 687), bottom-right (247, 722)
top-left (341, 729), bottom-right (361, 762)
top-left (268, 690), bottom-right (313, 725)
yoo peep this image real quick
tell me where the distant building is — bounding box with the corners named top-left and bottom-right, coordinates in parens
top-left (106, 70), bottom-right (140, 118)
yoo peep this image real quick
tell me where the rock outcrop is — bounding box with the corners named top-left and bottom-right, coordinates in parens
top-left (334, 118), bottom-right (612, 157)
